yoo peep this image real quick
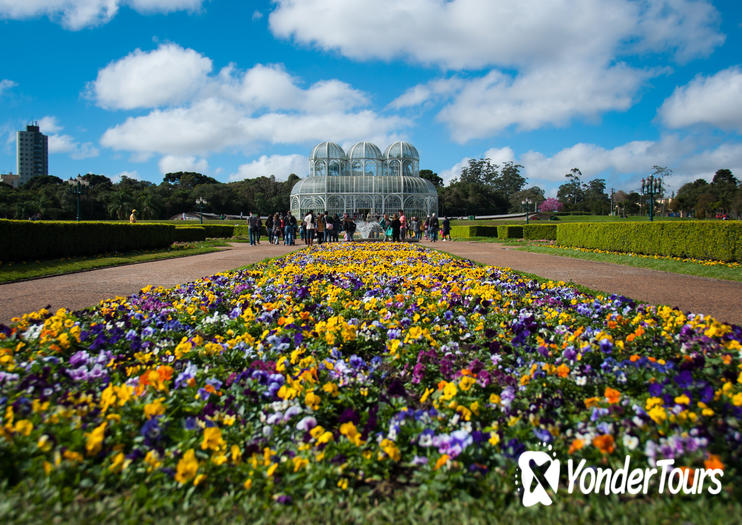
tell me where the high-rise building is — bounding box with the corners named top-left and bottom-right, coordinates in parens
top-left (17, 122), bottom-right (48, 185)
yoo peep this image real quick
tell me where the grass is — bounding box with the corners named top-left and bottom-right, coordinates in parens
top-left (444, 236), bottom-right (742, 282)
top-left (1, 478), bottom-right (739, 525)
top-left (0, 240), bottom-right (230, 284)
top-left (522, 244), bottom-right (742, 282)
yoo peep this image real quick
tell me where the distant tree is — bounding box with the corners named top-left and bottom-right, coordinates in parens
top-left (539, 197), bottom-right (562, 213)
top-left (509, 186), bottom-right (544, 213)
top-left (163, 172), bottom-right (218, 188)
top-left (419, 169), bottom-right (443, 187)
top-left (710, 168), bottom-right (738, 214)
top-left (495, 161), bottom-right (526, 202)
top-left (584, 178), bottom-right (610, 214)
top-left (557, 168), bottom-right (585, 210)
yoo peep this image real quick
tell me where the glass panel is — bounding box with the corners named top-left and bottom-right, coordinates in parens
top-left (352, 161), bottom-right (362, 177)
top-left (365, 161), bottom-right (377, 177)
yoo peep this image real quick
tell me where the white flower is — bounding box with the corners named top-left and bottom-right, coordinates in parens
top-left (623, 434), bottom-right (639, 450)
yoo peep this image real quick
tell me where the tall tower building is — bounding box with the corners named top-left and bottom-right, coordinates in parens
top-left (17, 122), bottom-right (48, 185)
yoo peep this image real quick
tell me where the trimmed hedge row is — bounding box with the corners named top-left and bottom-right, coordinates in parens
top-left (0, 220), bottom-right (176, 262)
top-left (523, 224), bottom-right (557, 240)
top-left (201, 224), bottom-right (235, 238)
top-left (174, 226), bottom-right (207, 242)
top-left (450, 225), bottom-right (499, 238)
top-left (497, 225), bottom-right (523, 239)
top-left (556, 221), bottom-right (742, 262)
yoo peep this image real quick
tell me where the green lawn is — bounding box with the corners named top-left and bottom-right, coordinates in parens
top-left (0, 240), bottom-right (229, 284)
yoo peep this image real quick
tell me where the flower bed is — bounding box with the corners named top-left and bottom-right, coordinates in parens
top-left (1, 243), bottom-right (740, 503)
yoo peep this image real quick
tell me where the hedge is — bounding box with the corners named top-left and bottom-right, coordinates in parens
top-left (556, 221), bottom-right (742, 262)
top-left (0, 220), bottom-right (176, 262)
top-left (174, 226), bottom-right (207, 242)
top-left (201, 224), bottom-right (235, 238)
top-left (449, 225), bottom-right (499, 239)
top-left (523, 224), bottom-right (557, 240)
top-left (497, 225), bottom-right (523, 239)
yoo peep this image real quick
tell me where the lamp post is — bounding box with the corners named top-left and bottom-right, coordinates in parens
top-left (521, 198), bottom-right (533, 225)
top-left (641, 174), bottom-right (663, 222)
top-left (195, 197), bottom-right (207, 224)
top-left (67, 174), bottom-right (89, 222)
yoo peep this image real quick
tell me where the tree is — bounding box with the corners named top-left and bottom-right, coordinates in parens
top-left (584, 178), bottom-right (610, 214)
top-left (163, 172), bottom-right (218, 188)
top-left (419, 169), bottom-right (443, 187)
top-left (710, 169), bottom-right (738, 214)
top-left (539, 197), bottom-right (562, 213)
top-left (509, 186), bottom-right (544, 213)
top-left (457, 158), bottom-right (498, 186)
top-left (494, 161), bottom-right (526, 203)
top-left (557, 168), bottom-right (585, 211)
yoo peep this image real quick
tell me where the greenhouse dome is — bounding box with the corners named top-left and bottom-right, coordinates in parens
top-left (291, 141), bottom-right (438, 220)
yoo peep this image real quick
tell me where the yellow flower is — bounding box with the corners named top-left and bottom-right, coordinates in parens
top-left (459, 376), bottom-right (476, 391)
top-left (337, 478), bottom-right (349, 490)
top-left (441, 382), bottom-right (457, 401)
top-left (85, 421), bottom-right (107, 456)
top-left (648, 406), bottom-right (667, 424)
top-left (201, 426), bottom-right (226, 451)
top-left (732, 393), bottom-right (742, 407)
top-left (14, 419), bottom-right (33, 436)
top-left (175, 449), bottom-right (199, 484)
top-left (231, 444), bottom-right (242, 463)
top-left (340, 421), bottom-right (364, 446)
top-left (143, 397), bottom-right (166, 418)
top-left (144, 450), bottom-right (161, 471)
top-left (380, 439), bottom-right (400, 461)
top-left (305, 391), bottom-right (321, 410)
top-left (109, 452), bottom-right (131, 472)
top-left (267, 463), bottom-right (278, 477)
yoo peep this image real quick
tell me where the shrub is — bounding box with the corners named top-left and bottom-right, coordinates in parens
top-left (523, 224), bottom-right (557, 240)
top-left (497, 225), bottom-right (523, 239)
top-left (0, 220), bottom-right (175, 262)
top-left (450, 225), bottom-right (498, 239)
top-left (556, 221), bottom-right (742, 262)
top-left (174, 226), bottom-right (206, 242)
top-left (201, 224), bottom-right (235, 238)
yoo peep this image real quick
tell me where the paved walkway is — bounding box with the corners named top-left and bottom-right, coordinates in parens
top-left (427, 240), bottom-right (742, 326)
top-left (0, 243), bottom-right (299, 324)
top-left (1, 240), bottom-right (740, 326)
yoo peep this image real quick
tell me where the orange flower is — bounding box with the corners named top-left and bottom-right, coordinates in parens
top-left (584, 397), bottom-right (600, 408)
top-left (556, 364), bottom-right (570, 378)
top-left (434, 454), bottom-right (449, 470)
top-left (592, 434), bottom-right (615, 454)
top-left (568, 438), bottom-right (584, 455)
top-left (704, 454), bottom-right (724, 471)
top-left (604, 387), bottom-right (621, 404)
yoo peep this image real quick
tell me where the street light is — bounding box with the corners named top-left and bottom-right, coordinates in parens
top-left (641, 175), bottom-right (663, 222)
top-left (67, 174), bottom-right (89, 222)
top-left (521, 198), bottom-right (533, 225)
top-left (195, 197), bottom-right (207, 224)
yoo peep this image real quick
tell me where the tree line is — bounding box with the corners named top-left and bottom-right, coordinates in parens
top-left (1, 163), bottom-right (738, 221)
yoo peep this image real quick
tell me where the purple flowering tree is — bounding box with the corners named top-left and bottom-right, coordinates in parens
top-left (539, 197), bottom-right (562, 213)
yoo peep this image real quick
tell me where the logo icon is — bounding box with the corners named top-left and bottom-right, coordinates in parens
top-left (516, 444), bottom-right (560, 507)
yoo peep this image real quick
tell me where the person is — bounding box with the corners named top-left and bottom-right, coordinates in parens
top-left (423, 215), bottom-right (430, 240)
top-left (304, 211), bottom-right (315, 246)
top-left (129, 209), bottom-right (137, 223)
top-left (399, 210), bottom-right (407, 239)
top-left (284, 212), bottom-right (295, 246)
top-left (410, 216), bottom-right (419, 241)
top-left (442, 216), bottom-right (451, 241)
top-left (266, 214), bottom-right (274, 245)
top-left (429, 213), bottom-right (439, 242)
top-left (332, 213), bottom-right (340, 242)
top-left (325, 213), bottom-right (334, 243)
top-left (391, 213), bottom-right (401, 242)
top-left (317, 212), bottom-right (326, 245)
top-left (272, 213), bottom-right (282, 245)
top-left (380, 213), bottom-right (391, 241)
top-left (247, 212), bottom-right (259, 245)
top-left (343, 213), bottom-right (356, 241)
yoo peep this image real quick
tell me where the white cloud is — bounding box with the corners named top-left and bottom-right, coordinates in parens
top-left (269, 0), bottom-right (722, 70)
top-left (39, 116), bottom-right (100, 159)
top-left (0, 0), bottom-right (203, 30)
top-left (0, 79), bottom-right (17, 95)
top-left (158, 154), bottom-right (209, 174)
top-left (658, 67), bottom-right (742, 132)
top-left (440, 62), bottom-right (649, 141)
top-left (90, 44), bottom-right (212, 110)
top-left (440, 135), bottom-right (742, 195)
top-left (251, 9), bottom-right (262, 21)
top-left (111, 170), bottom-right (139, 183)
top-left (229, 154), bottom-right (307, 182)
top-left (390, 78), bottom-right (464, 110)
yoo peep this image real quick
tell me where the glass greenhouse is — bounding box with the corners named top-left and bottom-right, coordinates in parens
top-left (290, 141), bottom-right (438, 219)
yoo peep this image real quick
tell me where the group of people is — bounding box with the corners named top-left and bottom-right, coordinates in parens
top-left (244, 210), bottom-right (452, 246)
top-left (378, 212), bottom-right (451, 242)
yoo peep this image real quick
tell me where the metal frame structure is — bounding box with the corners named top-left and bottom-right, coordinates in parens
top-left (291, 141), bottom-right (438, 220)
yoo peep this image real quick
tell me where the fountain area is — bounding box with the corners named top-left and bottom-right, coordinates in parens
top-left (350, 220), bottom-right (418, 242)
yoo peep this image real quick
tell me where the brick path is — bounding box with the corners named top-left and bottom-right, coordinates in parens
top-left (1, 240), bottom-right (740, 326)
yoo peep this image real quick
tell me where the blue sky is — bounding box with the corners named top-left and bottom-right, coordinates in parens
top-left (1, 0), bottom-right (741, 196)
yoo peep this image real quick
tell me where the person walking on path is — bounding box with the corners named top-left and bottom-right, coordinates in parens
top-left (391, 213), bottom-right (401, 242)
top-left (399, 210), bottom-right (407, 240)
top-left (304, 211), bottom-right (315, 246)
top-left (317, 212), bottom-right (326, 245)
top-left (442, 216), bottom-right (451, 241)
top-left (284, 212), bottom-right (295, 246)
top-left (129, 209), bottom-right (137, 223)
top-left (429, 213), bottom-right (439, 242)
top-left (247, 212), bottom-right (259, 246)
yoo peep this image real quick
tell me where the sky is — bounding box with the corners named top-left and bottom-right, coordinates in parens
top-left (1, 0), bottom-right (741, 197)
